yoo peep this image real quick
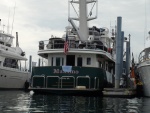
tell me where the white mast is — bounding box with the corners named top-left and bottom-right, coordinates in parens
top-left (69, 0), bottom-right (98, 42)
top-left (79, 0), bottom-right (88, 41)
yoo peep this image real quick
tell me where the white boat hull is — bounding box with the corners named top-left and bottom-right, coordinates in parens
top-left (0, 67), bottom-right (30, 89)
top-left (137, 61), bottom-right (150, 97)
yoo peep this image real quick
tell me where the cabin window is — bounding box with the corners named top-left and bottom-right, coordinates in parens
top-left (56, 57), bottom-right (61, 66)
top-left (77, 57), bottom-right (82, 66)
top-left (62, 58), bottom-right (64, 66)
top-left (56, 57), bottom-right (64, 66)
top-left (99, 61), bottom-right (102, 68)
top-left (51, 57), bottom-right (53, 66)
top-left (106, 64), bottom-right (108, 71)
top-left (3, 58), bottom-right (18, 68)
top-left (87, 58), bottom-right (91, 65)
top-left (102, 61), bottom-right (105, 69)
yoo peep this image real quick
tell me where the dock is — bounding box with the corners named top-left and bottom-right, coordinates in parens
top-left (102, 88), bottom-right (136, 98)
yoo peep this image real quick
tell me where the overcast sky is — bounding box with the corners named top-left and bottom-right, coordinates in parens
top-left (0, 0), bottom-right (150, 66)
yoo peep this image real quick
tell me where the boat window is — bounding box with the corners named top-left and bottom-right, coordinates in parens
top-left (56, 57), bottom-right (60, 66)
top-left (51, 57), bottom-right (53, 66)
top-left (77, 57), bottom-right (82, 66)
top-left (87, 58), bottom-right (91, 65)
top-left (98, 61), bottom-right (102, 68)
top-left (62, 58), bottom-right (64, 65)
top-left (3, 58), bottom-right (18, 68)
top-left (106, 64), bottom-right (108, 71)
top-left (101, 61), bottom-right (105, 69)
top-left (56, 57), bottom-right (64, 66)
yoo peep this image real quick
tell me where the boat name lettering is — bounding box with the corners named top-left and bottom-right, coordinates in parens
top-left (53, 69), bottom-right (79, 74)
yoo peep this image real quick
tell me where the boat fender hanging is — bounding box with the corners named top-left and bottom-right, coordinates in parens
top-left (24, 80), bottom-right (29, 91)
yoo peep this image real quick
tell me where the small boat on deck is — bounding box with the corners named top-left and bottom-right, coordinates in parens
top-left (30, 0), bottom-right (116, 96)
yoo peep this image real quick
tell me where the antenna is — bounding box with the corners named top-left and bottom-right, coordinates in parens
top-left (7, 7), bottom-right (10, 34)
top-left (144, 0), bottom-right (147, 48)
top-left (11, 2), bottom-right (16, 35)
top-left (0, 19), bottom-right (1, 31)
top-left (16, 32), bottom-right (19, 47)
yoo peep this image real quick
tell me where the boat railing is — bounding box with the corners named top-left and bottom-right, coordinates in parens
top-left (32, 75), bottom-right (45, 88)
top-left (32, 75), bottom-right (102, 89)
top-left (138, 49), bottom-right (150, 63)
top-left (139, 54), bottom-right (150, 63)
top-left (94, 77), bottom-right (99, 89)
top-left (0, 32), bottom-right (14, 47)
top-left (76, 76), bottom-right (91, 89)
top-left (60, 76), bottom-right (75, 88)
top-left (46, 76), bottom-right (60, 88)
top-left (38, 39), bottom-right (112, 53)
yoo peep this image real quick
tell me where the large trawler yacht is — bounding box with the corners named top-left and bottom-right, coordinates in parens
top-left (30, 0), bottom-right (116, 95)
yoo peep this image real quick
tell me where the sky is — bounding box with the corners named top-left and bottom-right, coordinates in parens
top-left (0, 0), bottom-right (150, 66)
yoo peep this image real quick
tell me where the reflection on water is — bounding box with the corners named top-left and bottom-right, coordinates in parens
top-left (0, 91), bottom-right (149, 113)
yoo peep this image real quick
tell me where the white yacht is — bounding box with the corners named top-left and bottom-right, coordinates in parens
top-left (137, 31), bottom-right (150, 96)
top-left (0, 30), bottom-right (30, 90)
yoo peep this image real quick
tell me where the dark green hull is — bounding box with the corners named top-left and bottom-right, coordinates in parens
top-left (31, 66), bottom-right (107, 96)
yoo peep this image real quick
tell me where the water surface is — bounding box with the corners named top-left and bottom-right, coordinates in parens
top-left (0, 91), bottom-right (149, 113)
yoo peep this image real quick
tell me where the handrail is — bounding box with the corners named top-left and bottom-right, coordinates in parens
top-left (60, 76), bottom-right (75, 88)
top-left (139, 54), bottom-right (150, 63)
top-left (46, 76), bottom-right (60, 88)
top-left (76, 76), bottom-right (90, 89)
top-left (38, 38), bottom-right (111, 53)
top-left (32, 74), bottom-right (45, 88)
top-left (94, 77), bottom-right (99, 89)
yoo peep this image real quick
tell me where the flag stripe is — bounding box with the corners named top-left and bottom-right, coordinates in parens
top-left (64, 34), bottom-right (69, 54)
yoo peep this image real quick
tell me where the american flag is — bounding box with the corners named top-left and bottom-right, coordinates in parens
top-left (64, 33), bottom-right (69, 54)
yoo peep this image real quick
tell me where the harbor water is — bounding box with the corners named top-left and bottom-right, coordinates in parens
top-left (0, 91), bottom-right (149, 113)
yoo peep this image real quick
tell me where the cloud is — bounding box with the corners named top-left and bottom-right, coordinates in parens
top-left (0, 0), bottom-right (150, 64)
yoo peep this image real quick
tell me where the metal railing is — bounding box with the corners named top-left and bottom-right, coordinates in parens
top-left (46, 76), bottom-right (60, 88)
top-left (139, 53), bottom-right (150, 63)
top-left (38, 38), bottom-right (111, 53)
top-left (60, 76), bottom-right (75, 88)
top-left (76, 76), bottom-right (91, 89)
top-left (94, 77), bottom-right (99, 89)
top-left (32, 74), bottom-right (45, 88)
top-left (32, 75), bottom-right (101, 89)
